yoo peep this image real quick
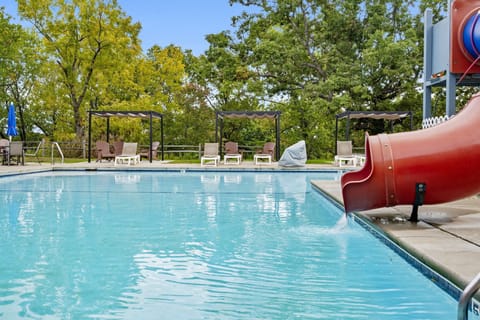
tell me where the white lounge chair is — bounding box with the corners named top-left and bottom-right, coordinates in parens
top-left (201, 143), bottom-right (220, 167)
top-left (114, 142), bottom-right (140, 166)
top-left (334, 141), bottom-right (357, 167)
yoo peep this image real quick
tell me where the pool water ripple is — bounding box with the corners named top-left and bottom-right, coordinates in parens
top-left (0, 171), bottom-right (458, 319)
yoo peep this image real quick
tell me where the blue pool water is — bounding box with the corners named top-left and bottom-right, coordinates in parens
top-left (0, 171), bottom-right (458, 319)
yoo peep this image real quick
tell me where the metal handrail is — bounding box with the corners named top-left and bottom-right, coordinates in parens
top-left (458, 272), bottom-right (480, 320)
top-left (51, 142), bottom-right (64, 164)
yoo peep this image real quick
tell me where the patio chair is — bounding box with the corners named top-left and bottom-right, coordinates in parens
top-left (113, 141), bottom-right (124, 156)
top-left (201, 143), bottom-right (220, 167)
top-left (254, 142), bottom-right (275, 165)
top-left (223, 141), bottom-right (242, 165)
top-left (0, 139), bottom-right (9, 165)
top-left (114, 142), bottom-right (140, 166)
top-left (8, 141), bottom-right (24, 165)
top-left (139, 141), bottom-right (160, 161)
top-left (334, 140), bottom-right (357, 167)
top-left (0, 139), bottom-right (8, 149)
top-left (96, 140), bottom-right (115, 162)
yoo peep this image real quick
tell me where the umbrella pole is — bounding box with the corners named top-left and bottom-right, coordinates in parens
top-left (7, 136), bottom-right (10, 165)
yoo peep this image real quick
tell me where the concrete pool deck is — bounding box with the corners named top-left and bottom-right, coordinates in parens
top-left (1, 160), bottom-right (480, 295)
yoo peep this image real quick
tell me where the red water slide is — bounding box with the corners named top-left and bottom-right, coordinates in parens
top-left (341, 93), bottom-right (480, 213)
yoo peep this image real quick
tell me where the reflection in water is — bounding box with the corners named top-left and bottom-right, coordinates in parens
top-left (200, 174), bottom-right (220, 184)
top-left (7, 195), bottom-right (19, 230)
top-left (254, 173), bottom-right (272, 183)
top-left (204, 195), bottom-right (217, 222)
top-left (223, 174), bottom-right (241, 184)
top-left (114, 175), bottom-right (141, 184)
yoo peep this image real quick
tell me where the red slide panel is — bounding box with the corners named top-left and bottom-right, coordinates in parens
top-left (341, 93), bottom-right (480, 213)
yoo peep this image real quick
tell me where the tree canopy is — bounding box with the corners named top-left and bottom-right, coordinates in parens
top-left (0, 0), bottom-right (459, 158)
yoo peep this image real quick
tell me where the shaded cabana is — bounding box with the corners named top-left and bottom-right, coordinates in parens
top-left (88, 110), bottom-right (164, 163)
top-left (215, 111), bottom-right (281, 160)
top-left (335, 110), bottom-right (413, 153)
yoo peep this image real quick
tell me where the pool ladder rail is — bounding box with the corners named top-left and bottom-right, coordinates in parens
top-left (458, 272), bottom-right (480, 320)
top-left (51, 142), bottom-right (64, 165)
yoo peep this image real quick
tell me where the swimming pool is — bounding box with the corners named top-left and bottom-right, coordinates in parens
top-left (0, 170), bottom-right (459, 319)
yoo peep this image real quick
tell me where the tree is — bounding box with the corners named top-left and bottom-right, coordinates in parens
top-left (0, 7), bottom-right (42, 141)
top-left (218, 0), bottom-right (445, 157)
top-left (17, 0), bottom-right (142, 140)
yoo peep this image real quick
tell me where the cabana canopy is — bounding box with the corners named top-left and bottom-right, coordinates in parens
top-left (88, 110), bottom-right (164, 163)
top-left (215, 111), bottom-right (281, 160)
top-left (335, 110), bottom-right (413, 153)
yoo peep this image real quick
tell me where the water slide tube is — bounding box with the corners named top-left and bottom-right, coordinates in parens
top-left (341, 93), bottom-right (480, 213)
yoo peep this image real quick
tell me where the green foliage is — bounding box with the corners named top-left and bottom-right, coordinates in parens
top-left (17, 0), bottom-right (142, 140)
top-left (222, 0), bottom-right (444, 157)
top-left (2, 0), bottom-right (462, 160)
top-left (0, 7), bottom-right (42, 141)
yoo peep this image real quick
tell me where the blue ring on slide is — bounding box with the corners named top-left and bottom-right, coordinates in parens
top-left (463, 13), bottom-right (480, 59)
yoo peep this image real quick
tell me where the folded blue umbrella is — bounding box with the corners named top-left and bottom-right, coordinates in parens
top-left (7, 103), bottom-right (18, 138)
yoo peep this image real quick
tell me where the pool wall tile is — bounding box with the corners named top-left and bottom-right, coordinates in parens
top-left (312, 184), bottom-right (475, 306)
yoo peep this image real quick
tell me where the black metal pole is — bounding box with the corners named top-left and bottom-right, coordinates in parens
top-left (106, 117), bottom-right (110, 143)
top-left (346, 114), bottom-right (351, 140)
top-left (149, 112), bottom-right (153, 163)
top-left (219, 116), bottom-right (224, 155)
top-left (275, 113), bottom-right (281, 160)
top-left (335, 116), bottom-right (338, 155)
top-left (88, 111), bottom-right (92, 163)
top-left (215, 112), bottom-right (218, 143)
top-left (161, 116), bottom-right (164, 161)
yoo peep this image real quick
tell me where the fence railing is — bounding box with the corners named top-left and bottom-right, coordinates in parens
top-left (162, 144), bottom-right (202, 159)
top-left (422, 115), bottom-right (450, 129)
top-left (23, 140), bottom-right (83, 160)
top-left (21, 141), bottom-right (278, 161)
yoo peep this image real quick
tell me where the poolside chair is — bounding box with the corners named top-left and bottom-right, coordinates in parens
top-left (8, 141), bottom-right (24, 165)
top-left (0, 139), bottom-right (8, 149)
top-left (113, 141), bottom-right (124, 156)
top-left (0, 139), bottom-right (9, 165)
top-left (223, 141), bottom-right (242, 165)
top-left (201, 143), bottom-right (220, 167)
top-left (96, 140), bottom-right (115, 162)
top-left (139, 141), bottom-right (160, 161)
top-left (334, 140), bottom-right (357, 167)
top-left (254, 142), bottom-right (275, 165)
top-left (114, 142), bottom-right (140, 166)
